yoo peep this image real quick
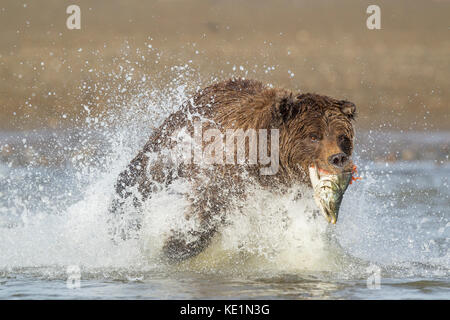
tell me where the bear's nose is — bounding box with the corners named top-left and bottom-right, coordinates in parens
top-left (328, 153), bottom-right (349, 168)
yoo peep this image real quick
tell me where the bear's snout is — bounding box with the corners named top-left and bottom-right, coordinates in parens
top-left (328, 153), bottom-right (349, 168)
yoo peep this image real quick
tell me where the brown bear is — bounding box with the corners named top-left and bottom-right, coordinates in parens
top-left (108, 78), bottom-right (356, 262)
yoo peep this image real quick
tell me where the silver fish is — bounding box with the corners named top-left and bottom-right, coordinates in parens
top-left (309, 166), bottom-right (352, 224)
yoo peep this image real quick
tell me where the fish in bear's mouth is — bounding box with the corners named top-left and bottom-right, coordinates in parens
top-left (308, 164), bottom-right (355, 224)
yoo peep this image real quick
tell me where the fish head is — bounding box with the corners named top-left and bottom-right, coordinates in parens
top-left (308, 165), bottom-right (352, 224)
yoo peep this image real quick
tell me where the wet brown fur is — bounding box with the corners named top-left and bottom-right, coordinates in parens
top-left (109, 79), bottom-right (356, 262)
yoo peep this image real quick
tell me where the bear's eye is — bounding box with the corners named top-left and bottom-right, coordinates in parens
top-left (309, 133), bottom-right (320, 142)
top-left (338, 135), bottom-right (352, 154)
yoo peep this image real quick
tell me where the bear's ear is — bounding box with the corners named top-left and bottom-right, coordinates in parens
top-left (271, 94), bottom-right (300, 125)
top-left (338, 100), bottom-right (356, 119)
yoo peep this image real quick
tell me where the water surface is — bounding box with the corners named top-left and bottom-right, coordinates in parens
top-left (0, 130), bottom-right (448, 299)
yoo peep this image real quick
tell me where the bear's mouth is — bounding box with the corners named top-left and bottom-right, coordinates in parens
top-left (308, 164), bottom-right (352, 224)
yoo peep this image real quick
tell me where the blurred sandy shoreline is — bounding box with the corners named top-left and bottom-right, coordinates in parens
top-left (0, 0), bottom-right (449, 131)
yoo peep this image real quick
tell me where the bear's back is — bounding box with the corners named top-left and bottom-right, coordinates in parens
top-left (144, 79), bottom-right (281, 154)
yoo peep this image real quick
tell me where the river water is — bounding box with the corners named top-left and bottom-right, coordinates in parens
top-left (0, 127), bottom-right (448, 299)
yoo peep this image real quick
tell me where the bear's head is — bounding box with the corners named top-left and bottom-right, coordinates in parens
top-left (272, 92), bottom-right (356, 183)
